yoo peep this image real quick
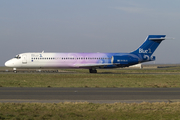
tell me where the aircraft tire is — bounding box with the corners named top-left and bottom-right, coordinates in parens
top-left (89, 69), bottom-right (97, 73)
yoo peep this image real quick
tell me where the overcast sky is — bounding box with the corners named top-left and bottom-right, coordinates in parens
top-left (1, 0), bottom-right (180, 66)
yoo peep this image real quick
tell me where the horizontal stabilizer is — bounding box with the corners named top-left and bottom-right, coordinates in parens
top-left (149, 37), bottom-right (166, 41)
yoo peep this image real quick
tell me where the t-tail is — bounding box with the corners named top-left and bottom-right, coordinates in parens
top-left (130, 35), bottom-right (166, 63)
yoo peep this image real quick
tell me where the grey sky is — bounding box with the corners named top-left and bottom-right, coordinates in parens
top-left (1, 0), bottom-right (180, 66)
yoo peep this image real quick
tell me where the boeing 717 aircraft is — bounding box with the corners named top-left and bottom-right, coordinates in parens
top-left (5, 35), bottom-right (166, 73)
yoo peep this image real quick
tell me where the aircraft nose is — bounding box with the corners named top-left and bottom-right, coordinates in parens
top-left (5, 60), bottom-right (14, 67)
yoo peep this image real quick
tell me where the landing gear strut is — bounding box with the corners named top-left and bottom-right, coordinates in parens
top-left (89, 69), bottom-right (97, 73)
top-left (13, 68), bottom-right (17, 73)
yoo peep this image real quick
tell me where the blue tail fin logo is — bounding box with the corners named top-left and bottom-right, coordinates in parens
top-left (131, 35), bottom-right (166, 62)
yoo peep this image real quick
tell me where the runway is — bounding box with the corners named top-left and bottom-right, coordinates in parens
top-left (0, 88), bottom-right (180, 103)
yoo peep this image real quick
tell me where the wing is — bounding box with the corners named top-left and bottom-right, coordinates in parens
top-left (74, 63), bottom-right (113, 68)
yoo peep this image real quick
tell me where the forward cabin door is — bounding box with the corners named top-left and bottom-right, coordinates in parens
top-left (22, 54), bottom-right (27, 64)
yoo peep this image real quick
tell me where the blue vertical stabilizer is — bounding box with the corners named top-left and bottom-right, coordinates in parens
top-left (131, 35), bottom-right (166, 62)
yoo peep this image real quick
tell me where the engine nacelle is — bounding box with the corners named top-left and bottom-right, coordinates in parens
top-left (143, 55), bottom-right (156, 61)
top-left (111, 55), bottom-right (139, 65)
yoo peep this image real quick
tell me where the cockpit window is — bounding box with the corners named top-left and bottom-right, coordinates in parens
top-left (14, 55), bottom-right (21, 59)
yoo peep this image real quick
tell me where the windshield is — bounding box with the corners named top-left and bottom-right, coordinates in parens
top-left (14, 55), bottom-right (21, 59)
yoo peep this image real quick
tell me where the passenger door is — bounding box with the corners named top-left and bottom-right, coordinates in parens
top-left (22, 54), bottom-right (27, 64)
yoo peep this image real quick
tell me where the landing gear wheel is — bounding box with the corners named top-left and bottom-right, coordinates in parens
top-left (89, 69), bottom-right (97, 73)
top-left (13, 68), bottom-right (17, 73)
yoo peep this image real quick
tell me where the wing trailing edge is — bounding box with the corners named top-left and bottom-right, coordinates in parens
top-left (75, 63), bottom-right (113, 68)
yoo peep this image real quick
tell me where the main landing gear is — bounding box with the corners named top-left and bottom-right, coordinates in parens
top-left (89, 69), bottom-right (97, 73)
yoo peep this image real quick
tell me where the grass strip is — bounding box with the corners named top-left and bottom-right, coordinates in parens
top-left (68, 67), bottom-right (180, 73)
top-left (0, 102), bottom-right (180, 120)
top-left (0, 73), bottom-right (180, 88)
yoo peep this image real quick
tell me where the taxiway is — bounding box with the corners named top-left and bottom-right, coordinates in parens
top-left (0, 88), bottom-right (180, 103)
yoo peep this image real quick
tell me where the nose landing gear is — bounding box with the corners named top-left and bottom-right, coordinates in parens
top-left (13, 68), bottom-right (17, 73)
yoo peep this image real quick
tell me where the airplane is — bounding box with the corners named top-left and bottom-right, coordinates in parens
top-left (5, 35), bottom-right (166, 73)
